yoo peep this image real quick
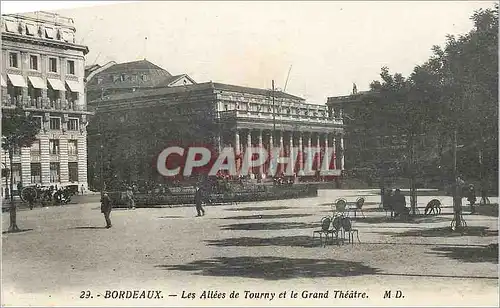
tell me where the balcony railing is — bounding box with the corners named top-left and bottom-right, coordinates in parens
top-left (2, 95), bottom-right (87, 112)
top-left (50, 154), bottom-right (60, 162)
top-left (30, 153), bottom-right (41, 162)
top-left (218, 110), bottom-right (343, 125)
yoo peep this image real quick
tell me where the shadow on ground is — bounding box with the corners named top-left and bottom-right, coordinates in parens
top-left (317, 201), bottom-right (380, 207)
top-left (206, 236), bottom-right (323, 248)
top-left (157, 256), bottom-right (379, 280)
top-left (429, 244), bottom-right (499, 264)
top-left (221, 213), bottom-right (312, 220)
top-left (70, 226), bottom-right (108, 230)
top-left (377, 226), bottom-right (498, 238)
top-left (158, 216), bottom-right (184, 219)
top-left (2, 228), bottom-right (33, 234)
top-left (225, 206), bottom-right (295, 212)
top-left (221, 222), bottom-right (319, 231)
top-left (350, 215), bottom-right (450, 224)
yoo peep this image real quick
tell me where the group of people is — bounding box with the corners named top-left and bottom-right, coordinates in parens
top-left (382, 188), bottom-right (410, 218)
top-left (382, 181), bottom-right (485, 219)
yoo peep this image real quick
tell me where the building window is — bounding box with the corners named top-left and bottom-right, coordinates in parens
top-left (67, 60), bottom-right (75, 75)
top-left (12, 163), bottom-right (21, 186)
top-left (224, 104), bottom-right (228, 111)
top-left (68, 118), bottom-right (79, 131)
top-left (12, 145), bottom-right (21, 156)
top-left (31, 139), bottom-right (40, 156)
top-left (68, 162), bottom-right (78, 182)
top-left (48, 84), bottom-right (59, 105)
top-left (68, 140), bottom-right (78, 155)
top-left (49, 57), bottom-right (58, 73)
top-left (7, 80), bottom-right (22, 102)
top-left (50, 117), bottom-right (61, 130)
top-left (121, 74), bottom-right (127, 82)
top-left (97, 77), bottom-right (103, 84)
top-left (31, 163), bottom-right (42, 184)
top-left (65, 85), bottom-right (79, 105)
top-left (29, 55), bottom-right (38, 70)
top-left (49, 139), bottom-right (60, 155)
top-left (28, 81), bottom-right (42, 104)
top-left (9, 53), bottom-right (18, 68)
top-left (50, 162), bottom-right (60, 183)
top-left (33, 116), bottom-right (43, 130)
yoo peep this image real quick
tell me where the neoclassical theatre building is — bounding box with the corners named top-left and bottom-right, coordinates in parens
top-left (1, 12), bottom-right (90, 194)
top-left (86, 60), bottom-right (345, 188)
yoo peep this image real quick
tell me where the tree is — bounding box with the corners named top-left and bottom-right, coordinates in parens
top-left (367, 5), bottom-right (498, 225)
top-left (2, 107), bottom-right (41, 232)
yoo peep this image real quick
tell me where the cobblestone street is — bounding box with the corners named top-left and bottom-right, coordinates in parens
top-left (2, 189), bottom-right (498, 307)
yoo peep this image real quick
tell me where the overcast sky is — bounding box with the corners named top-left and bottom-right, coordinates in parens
top-left (4, 1), bottom-right (496, 104)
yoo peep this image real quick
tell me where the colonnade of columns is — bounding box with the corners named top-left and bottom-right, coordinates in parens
top-left (219, 129), bottom-right (344, 179)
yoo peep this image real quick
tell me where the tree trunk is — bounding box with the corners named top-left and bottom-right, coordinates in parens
top-left (452, 129), bottom-right (462, 231)
top-left (409, 133), bottom-right (417, 216)
top-left (8, 149), bottom-right (20, 232)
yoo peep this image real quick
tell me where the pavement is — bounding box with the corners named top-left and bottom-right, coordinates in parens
top-left (2, 189), bottom-right (498, 307)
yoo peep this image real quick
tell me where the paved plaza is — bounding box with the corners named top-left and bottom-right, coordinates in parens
top-left (2, 189), bottom-right (498, 307)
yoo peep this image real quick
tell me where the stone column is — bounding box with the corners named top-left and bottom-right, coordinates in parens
top-left (317, 133), bottom-right (322, 179)
top-left (279, 131), bottom-right (284, 175)
top-left (324, 133), bottom-right (329, 175)
top-left (40, 138), bottom-right (50, 184)
top-left (235, 130), bottom-right (241, 155)
top-left (235, 130), bottom-right (240, 175)
top-left (215, 132), bottom-right (222, 153)
top-left (247, 129), bottom-right (252, 176)
top-left (289, 131), bottom-right (294, 174)
top-left (340, 135), bottom-right (345, 170)
top-left (298, 132), bottom-right (304, 174)
top-left (333, 135), bottom-right (337, 170)
top-left (258, 130), bottom-right (263, 177)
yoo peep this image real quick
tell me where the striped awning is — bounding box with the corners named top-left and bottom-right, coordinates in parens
top-left (28, 76), bottom-right (47, 89)
top-left (65, 80), bottom-right (83, 93)
top-left (7, 74), bottom-right (27, 87)
top-left (47, 78), bottom-right (65, 91)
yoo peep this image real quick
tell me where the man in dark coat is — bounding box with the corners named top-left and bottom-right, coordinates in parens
top-left (467, 184), bottom-right (477, 214)
top-left (392, 189), bottom-right (408, 218)
top-left (194, 186), bottom-right (205, 217)
top-left (100, 192), bottom-right (113, 228)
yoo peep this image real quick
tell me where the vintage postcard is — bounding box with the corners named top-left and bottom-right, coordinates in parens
top-left (1, 1), bottom-right (498, 307)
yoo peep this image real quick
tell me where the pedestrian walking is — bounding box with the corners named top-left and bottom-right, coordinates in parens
top-left (480, 180), bottom-right (489, 205)
top-left (194, 186), bottom-right (205, 217)
top-left (126, 186), bottom-right (135, 210)
top-left (100, 192), bottom-right (113, 228)
top-left (467, 184), bottom-right (477, 214)
top-left (80, 184), bottom-right (85, 195)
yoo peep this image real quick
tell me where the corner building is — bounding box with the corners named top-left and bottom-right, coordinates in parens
top-left (1, 11), bottom-right (90, 193)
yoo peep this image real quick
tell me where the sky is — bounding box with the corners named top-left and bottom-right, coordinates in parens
top-left (2, 1), bottom-right (496, 104)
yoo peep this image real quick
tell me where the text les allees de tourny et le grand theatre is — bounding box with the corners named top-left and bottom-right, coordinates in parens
top-left (98, 289), bottom-right (402, 301)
